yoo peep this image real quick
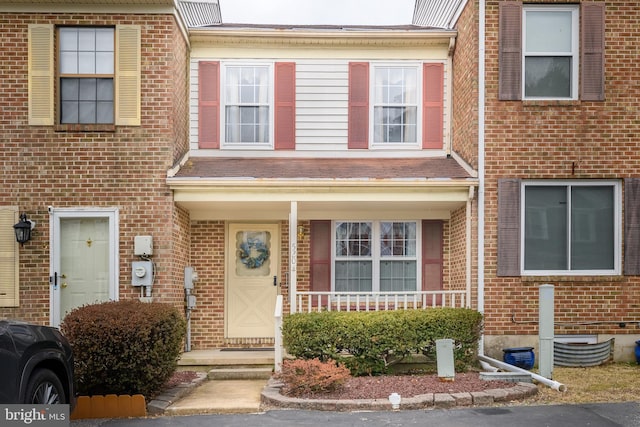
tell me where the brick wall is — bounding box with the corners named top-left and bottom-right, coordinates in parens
top-left (0, 12), bottom-right (189, 323)
top-left (483, 0), bottom-right (640, 340)
top-left (451, 0), bottom-right (479, 169)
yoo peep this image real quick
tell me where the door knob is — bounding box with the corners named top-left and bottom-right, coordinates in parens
top-left (61, 282), bottom-right (68, 288)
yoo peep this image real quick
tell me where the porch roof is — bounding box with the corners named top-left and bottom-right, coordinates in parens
top-left (167, 157), bottom-right (477, 220)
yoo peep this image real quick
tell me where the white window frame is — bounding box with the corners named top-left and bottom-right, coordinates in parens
top-left (522, 5), bottom-right (579, 100)
top-left (520, 180), bottom-right (621, 276)
top-left (220, 62), bottom-right (274, 149)
top-left (369, 62), bottom-right (422, 149)
top-left (331, 220), bottom-right (421, 292)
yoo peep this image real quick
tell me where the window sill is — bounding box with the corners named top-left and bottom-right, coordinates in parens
top-left (521, 275), bottom-right (624, 283)
top-left (522, 100), bottom-right (581, 108)
top-left (55, 124), bottom-right (116, 133)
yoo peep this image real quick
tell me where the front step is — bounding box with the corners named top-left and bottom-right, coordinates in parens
top-left (208, 367), bottom-right (273, 380)
top-left (178, 349), bottom-right (275, 378)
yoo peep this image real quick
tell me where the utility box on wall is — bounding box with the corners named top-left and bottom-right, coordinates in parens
top-left (132, 261), bottom-right (154, 286)
top-left (134, 236), bottom-right (153, 256)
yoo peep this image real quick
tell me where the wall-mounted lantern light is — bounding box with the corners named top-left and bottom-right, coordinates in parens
top-left (297, 225), bottom-right (306, 240)
top-left (14, 213), bottom-right (35, 245)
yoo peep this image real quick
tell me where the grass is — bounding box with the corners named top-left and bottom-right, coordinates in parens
top-left (516, 363), bottom-right (640, 405)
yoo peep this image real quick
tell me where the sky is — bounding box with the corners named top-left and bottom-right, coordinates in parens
top-left (218, 0), bottom-right (416, 26)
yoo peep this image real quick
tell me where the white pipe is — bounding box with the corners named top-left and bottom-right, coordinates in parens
top-left (477, 0), bottom-right (486, 354)
top-left (478, 354), bottom-right (567, 392)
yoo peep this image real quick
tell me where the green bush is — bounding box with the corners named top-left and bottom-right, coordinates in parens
top-left (282, 308), bottom-right (482, 376)
top-left (61, 299), bottom-right (186, 397)
top-left (275, 358), bottom-right (351, 396)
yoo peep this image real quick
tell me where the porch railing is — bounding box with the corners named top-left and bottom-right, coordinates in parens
top-left (294, 290), bottom-right (468, 313)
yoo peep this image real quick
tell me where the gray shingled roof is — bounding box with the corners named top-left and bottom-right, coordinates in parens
top-left (177, 0), bottom-right (221, 28)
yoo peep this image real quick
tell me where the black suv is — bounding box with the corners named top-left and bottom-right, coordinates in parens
top-left (0, 320), bottom-right (75, 406)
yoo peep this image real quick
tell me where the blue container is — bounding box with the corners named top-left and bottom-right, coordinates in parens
top-left (635, 340), bottom-right (640, 364)
top-left (503, 347), bottom-right (535, 370)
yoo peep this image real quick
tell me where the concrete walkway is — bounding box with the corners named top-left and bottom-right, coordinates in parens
top-left (164, 379), bottom-right (267, 415)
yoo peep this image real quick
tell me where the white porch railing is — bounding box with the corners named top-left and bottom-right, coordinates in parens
top-left (294, 290), bottom-right (468, 313)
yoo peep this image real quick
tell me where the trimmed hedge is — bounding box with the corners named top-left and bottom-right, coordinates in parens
top-left (282, 308), bottom-right (482, 376)
top-left (61, 300), bottom-right (186, 397)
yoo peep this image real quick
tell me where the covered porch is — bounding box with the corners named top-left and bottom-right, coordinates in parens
top-left (168, 157), bottom-right (477, 348)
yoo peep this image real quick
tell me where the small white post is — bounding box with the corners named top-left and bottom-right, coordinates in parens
top-left (539, 284), bottom-right (554, 379)
top-left (436, 338), bottom-right (455, 381)
top-left (274, 295), bottom-right (283, 373)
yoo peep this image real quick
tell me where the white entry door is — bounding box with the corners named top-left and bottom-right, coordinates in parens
top-left (226, 223), bottom-right (279, 338)
top-left (50, 208), bottom-right (119, 327)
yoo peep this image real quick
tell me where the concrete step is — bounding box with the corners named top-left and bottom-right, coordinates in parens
top-left (208, 367), bottom-right (273, 380)
top-left (178, 349), bottom-right (274, 370)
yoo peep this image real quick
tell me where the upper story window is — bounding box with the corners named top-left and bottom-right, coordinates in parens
top-left (28, 24), bottom-right (140, 127)
top-left (522, 6), bottom-right (578, 100)
top-left (59, 27), bottom-right (115, 124)
top-left (498, 2), bottom-right (604, 102)
top-left (522, 181), bottom-right (620, 275)
top-left (333, 221), bottom-right (418, 293)
top-left (223, 65), bottom-right (271, 145)
top-left (372, 66), bottom-right (419, 145)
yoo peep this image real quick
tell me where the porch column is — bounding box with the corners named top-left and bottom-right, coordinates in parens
top-left (289, 201), bottom-right (298, 313)
top-left (466, 186), bottom-right (474, 308)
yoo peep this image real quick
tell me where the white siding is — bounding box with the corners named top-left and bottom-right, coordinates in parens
top-left (189, 58), bottom-right (451, 155)
top-left (295, 60), bottom-right (349, 151)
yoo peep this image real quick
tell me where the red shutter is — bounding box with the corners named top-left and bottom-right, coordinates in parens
top-left (498, 1), bottom-right (522, 100)
top-left (348, 62), bottom-right (369, 149)
top-left (198, 61), bottom-right (220, 149)
top-left (422, 220), bottom-right (443, 305)
top-left (581, 2), bottom-right (605, 101)
top-left (422, 63), bottom-right (444, 149)
top-left (275, 62), bottom-right (296, 150)
top-left (310, 220), bottom-right (331, 306)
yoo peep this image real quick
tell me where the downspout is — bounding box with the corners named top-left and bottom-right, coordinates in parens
top-left (477, 0), bottom-right (486, 354)
top-left (474, 3), bottom-right (564, 392)
top-left (478, 354), bottom-right (567, 392)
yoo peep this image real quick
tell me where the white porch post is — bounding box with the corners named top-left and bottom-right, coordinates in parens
top-left (466, 186), bottom-right (474, 308)
top-left (289, 201), bottom-right (298, 313)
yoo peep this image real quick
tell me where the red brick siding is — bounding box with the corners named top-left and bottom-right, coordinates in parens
top-left (451, 0), bottom-right (479, 169)
top-left (482, 0), bottom-right (640, 336)
top-left (0, 12), bottom-right (189, 323)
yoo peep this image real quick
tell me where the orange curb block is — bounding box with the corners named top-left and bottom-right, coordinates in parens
top-left (71, 394), bottom-right (147, 419)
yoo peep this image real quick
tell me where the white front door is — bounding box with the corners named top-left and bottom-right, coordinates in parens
top-left (50, 208), bottom-right (119, 327)
top-left (226, 223), bottom-right (279, 338)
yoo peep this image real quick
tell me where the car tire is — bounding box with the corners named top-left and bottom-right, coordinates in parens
top-left (24, 368), bottom-right (67, 405)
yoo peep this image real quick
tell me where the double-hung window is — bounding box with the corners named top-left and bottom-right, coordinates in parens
top-left (522, 5), bottom-right (579, 99)
top-left (223, 64), bottom-right (271, 145)
top-left (59, 27), bottom-right (115, 124)
top-left (372, 65), bottom-right (419, 145)
top-left (522, 181), bottom-right (620, 275)
top-left (334, 221), bottom-right (418, 292)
